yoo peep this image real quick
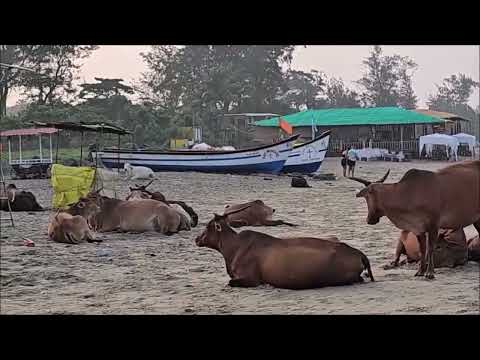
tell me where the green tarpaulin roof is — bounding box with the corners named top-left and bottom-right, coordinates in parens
top-left (255, 107), bottom-right (443, 127)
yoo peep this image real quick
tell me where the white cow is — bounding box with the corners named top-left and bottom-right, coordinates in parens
top-left (124, 163), bottom-right (155, 180)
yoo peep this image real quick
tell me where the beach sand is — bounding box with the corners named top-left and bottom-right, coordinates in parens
top-left (1, 158), bottom-right (479, 314)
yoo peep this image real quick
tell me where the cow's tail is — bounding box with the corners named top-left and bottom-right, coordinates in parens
top-left (360, 252), bottom-right (375, 282)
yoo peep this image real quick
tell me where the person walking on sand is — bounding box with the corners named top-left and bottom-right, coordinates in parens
top-left (346, 147), bottom-right (359, 177)
top-left (341, 148), bottom-right (348, 177)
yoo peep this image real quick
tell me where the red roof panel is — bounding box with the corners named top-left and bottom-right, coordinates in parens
top-left (0, 127), bottom-right (59, 137)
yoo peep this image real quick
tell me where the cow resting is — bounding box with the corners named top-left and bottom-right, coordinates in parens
top-left (383, 228), bottom-right (468, 269)
top-left (124, 163), bottom-right (154, 180)
top-left (1, 184), bottom-right (44, 212)
top-left (47, 197), bottom-right (101, 244)
top-left (195, 205), bottom-right (374, 290)
top-left (223, 200), bottom-right (297, 227)
top-left (349, 160), bottom-right (480, 279)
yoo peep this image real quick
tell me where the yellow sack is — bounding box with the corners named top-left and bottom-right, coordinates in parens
top-left (51, 164), bottom-right (96, 209)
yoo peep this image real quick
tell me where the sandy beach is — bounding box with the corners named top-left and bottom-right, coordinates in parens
top-left (1, 158), bottom-right (479, 314)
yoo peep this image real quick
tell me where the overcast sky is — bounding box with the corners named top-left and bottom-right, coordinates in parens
top-left (7, 45), bottom-right (479, 109)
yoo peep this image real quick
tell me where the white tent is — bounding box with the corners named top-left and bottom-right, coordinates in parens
top-left (452, 133), bottom-right (476, 156)
top-left (419, 133), bottom-right (459, 161)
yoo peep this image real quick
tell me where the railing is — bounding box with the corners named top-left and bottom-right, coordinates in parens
top-left (10, 158), bottom-right (53, 165)
top-left (328, 140), bottom-right (419, 157)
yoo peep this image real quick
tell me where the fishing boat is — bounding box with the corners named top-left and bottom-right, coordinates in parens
top-left (92, 134), bottom-right (300, 175)
top-left (282, 130), bottom-right (331, 174)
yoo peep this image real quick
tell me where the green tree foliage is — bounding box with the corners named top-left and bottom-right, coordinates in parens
top-left (139, 45), bottom-right (296, 144)
top-left (14, 45), bottom-right (98, 105)
top-left (321, 77), bottom-right (361, 108)
top-left (357, 45), bottom-right (418, 108)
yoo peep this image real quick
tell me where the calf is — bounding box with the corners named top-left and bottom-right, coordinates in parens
top-left (350, 160), bottom-right (480, 279)
top-left (195, 206), bottom-right (374, 290)
top-left (383, 228), bottom-right (468, 269)
top-left (47, 197), bottom-right (101, 244)
top-left (223, 200), bottom-right (297, 228)
top-left (0, 184), bottom-right (44, 212)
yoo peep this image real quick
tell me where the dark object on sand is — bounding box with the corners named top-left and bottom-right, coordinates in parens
top-left (291, 176), bottom-right (310, 188)
top-left (311, 173), bottom-right (336, 181)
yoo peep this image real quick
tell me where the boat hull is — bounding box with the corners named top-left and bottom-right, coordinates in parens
top-left (282, 131), bottom-right (331, 174)
top-left (93, 135), bottom-right (299, 175)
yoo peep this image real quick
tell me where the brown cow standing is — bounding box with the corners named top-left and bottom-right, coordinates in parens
top-left (194, 206), bottom-right (374, 290)
top-left (467, 235), bottom-right (480, 262)
top-left (350, 160), bottom-right (480, 279)
top-left (223, 200), bottom-right (297, 228)
top-left (383, 228), bottom-right (468, 269)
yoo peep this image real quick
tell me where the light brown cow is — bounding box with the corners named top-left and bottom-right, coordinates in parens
top-left (223, 200), bottom-right (297, 227)
top-left (383, 228), bottom-right (468, 269)
top-left (47, 197), bottom-right (100, 244)
top-left (350, 160), bottom-right (480, 279)
top-left (126, 182), bottom-right (198, 227)
top-left (72, 190), bottom-right (190, 234)
top-left (194, 206), bottom-right (374, 290)
top-left (467, 235), bottom-right (480, 262)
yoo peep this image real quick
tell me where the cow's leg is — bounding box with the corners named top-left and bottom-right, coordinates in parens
top-left (228, 277), bottom-right (261, 288)
top-left (415, 233), bottom-right (427, 276)
top-left (263, 219), bottom-right (298, 227)
top-left (425, 229), bottom-right (438, 280)
top-left (384, 239), bottom-right (405, 269)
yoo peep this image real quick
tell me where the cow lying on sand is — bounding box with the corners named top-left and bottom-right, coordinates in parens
top-left (195, 205), bottom-right (374, 290)
top-left (350, 160), bottom-right (480, 279)
top-left (1, 184), bottom-right (44, 212)
top-left (467, 235), bottom-right (480, 262)
top-left (71, 190), bottom-right (190, 235)
top-left (126, 180), bottom-right (198, 228)
top-left (383, 229), bottom-right (468, 269)
top-left (47, 197), bottom-right (101, 244)
top-left (223, 200), bottom-right (297, 228)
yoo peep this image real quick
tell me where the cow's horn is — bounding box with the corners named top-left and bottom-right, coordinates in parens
top-left (348, 177), bottom-right (371, 187)
top-left (223, 204), bottom-right (252, 217)
top-left (144, 179), bottom-right (154, 189)
top-left (376, 169), bottom-right (390, 183)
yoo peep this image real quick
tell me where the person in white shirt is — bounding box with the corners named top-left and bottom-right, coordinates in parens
top-left (346, 147), bottom-right (359, 177)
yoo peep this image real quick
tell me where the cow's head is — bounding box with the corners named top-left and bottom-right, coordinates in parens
top-left (126, 180), bottom-right (155, 201)
top-left (195, 205), bottom-right (252, 249)
top-left (68, 197), bottom-right (101, 228)
top-left (349, 170), bottom-right (390, 225)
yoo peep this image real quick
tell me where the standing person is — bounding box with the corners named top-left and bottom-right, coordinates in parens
top-left (341, 148), bottom-right (348, 177)
top-left (346, 147), bottom-right (359, 177)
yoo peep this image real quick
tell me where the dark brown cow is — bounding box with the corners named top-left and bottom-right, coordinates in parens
top-left (467, 235), bottom-right (480, 262)
top-left (223, 200), bottom-right (297, 228)
top-left (126, 181), bottom-right (198, 227)
top-left (383, 228), bottom-right (468, 269)
top-left (350, 160), bottom-right (480, 279)
top-left (0, 184), bottom-right (44, 212)
top-left (194, 206), bottom-right (374, 290)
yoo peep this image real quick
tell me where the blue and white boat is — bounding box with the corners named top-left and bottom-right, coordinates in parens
top-left (92, 135), bottom-right (300, 175)
top-left (282, 130), bottom-right (331, 174)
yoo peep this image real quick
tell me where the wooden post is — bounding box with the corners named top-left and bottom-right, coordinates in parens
top-left (55, 130), bottom-right (60, 163)
top-left (80, 131), bottom-right (84, 166)
top-left (117, 134), bottom-right (120, 173)
top-left (49, 134), bottom-right (53, 163)
top-left (8, 138), bottom-right (12, 163)
top-left (39, 134), bottom-right (43, 160)
top-left (19, 135), bottom-right (22, 161)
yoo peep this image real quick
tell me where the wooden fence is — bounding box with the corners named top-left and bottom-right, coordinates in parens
top-left (328, 140), bottom-right (419, 157)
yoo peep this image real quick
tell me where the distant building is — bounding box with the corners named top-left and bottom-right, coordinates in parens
top-left (254, 107), bottom-right (449, 157)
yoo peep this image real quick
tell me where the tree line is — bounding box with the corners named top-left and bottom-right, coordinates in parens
top-left (1, 45), bottom-right (478, 147)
